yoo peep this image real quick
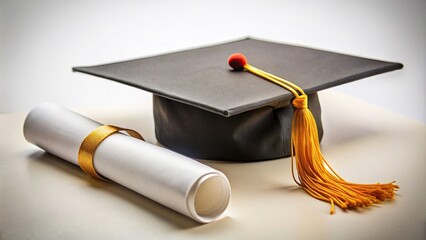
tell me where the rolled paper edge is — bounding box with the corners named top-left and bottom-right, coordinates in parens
top-left (186, 172), bottom-right (231, 223)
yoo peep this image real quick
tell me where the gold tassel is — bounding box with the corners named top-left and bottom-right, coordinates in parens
top-left (228, 53), bottom-right (399, 214)
top-left (291, 95), bottom-right (398, 214)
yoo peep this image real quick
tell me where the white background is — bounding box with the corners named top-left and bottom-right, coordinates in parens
top-left (1, 0), bottom-right (425, 122)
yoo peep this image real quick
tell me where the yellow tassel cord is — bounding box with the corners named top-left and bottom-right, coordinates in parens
top-left (244, 64), bottom-right (399, 214)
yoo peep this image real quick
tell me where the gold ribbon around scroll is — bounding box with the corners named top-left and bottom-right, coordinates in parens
top-left (78, 125), bottom-right (144, 180)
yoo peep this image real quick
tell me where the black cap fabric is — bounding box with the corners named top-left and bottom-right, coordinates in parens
top-left (73, 38), bottom-right (402, 117)
top-left (73, 38), bottom-right (403, 161)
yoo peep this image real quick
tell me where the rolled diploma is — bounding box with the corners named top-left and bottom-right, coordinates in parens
top-left (23, 103), bottom-right (231, 223)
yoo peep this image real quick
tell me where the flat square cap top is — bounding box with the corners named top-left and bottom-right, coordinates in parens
top-left (73, 38), bottom-right (402, 117)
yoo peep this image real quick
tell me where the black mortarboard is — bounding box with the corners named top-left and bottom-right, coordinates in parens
top-left (73, 38), bottom-right (403, 161)
top-left (74, 38), bottom-right (402, 214)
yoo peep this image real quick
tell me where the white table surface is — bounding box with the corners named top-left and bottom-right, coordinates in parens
top-left (1, 90), bottom-right (425, 240)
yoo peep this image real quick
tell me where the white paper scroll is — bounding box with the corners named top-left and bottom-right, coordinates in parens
top-left (23, 103), bottom-right (231, 223)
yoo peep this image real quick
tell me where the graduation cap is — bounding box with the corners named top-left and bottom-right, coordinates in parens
top-left (73, 38), bottom-right (401, 213)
